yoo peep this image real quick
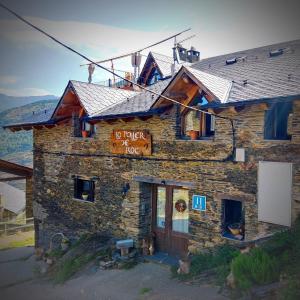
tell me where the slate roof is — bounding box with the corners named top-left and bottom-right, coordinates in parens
top-left (191, 39), bottom-right (300, 102)
top-left (0, 183), bottom-right (25, 214)
top-left (70, 81), bottom-right (138, 116)
top-left (185, 67), bottom-right (232, 102)
top-left (92, 78), bottom-right (172, 118)
top-left (3, 104), bottom-right (57, 128)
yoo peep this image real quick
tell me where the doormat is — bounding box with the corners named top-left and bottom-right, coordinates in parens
top-left (144, 252), bottom-right (179, 266)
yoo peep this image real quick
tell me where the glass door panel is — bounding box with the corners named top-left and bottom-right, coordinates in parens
top-left (156, 187), bottom-right (166, 228)
top-left (172, 189), bottom-right (189, 233)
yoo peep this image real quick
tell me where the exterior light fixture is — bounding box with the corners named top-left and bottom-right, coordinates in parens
top-left (122, 183), bottom-right (130, 197)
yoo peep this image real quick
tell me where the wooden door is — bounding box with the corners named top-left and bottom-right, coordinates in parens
top-left (152, 185), bottom-right (189, 258)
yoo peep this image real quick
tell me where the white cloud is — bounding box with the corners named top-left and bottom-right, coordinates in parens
top-left (0, 75), bottom-right (19, 85)
top-left (0, 87), bottom-right (52, 97)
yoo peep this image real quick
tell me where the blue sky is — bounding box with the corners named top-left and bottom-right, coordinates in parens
top-left (0, 0), bottom-right (299, 97)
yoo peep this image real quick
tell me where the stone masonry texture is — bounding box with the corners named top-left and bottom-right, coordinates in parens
top-left (32, 100), bottom-right (300, 252)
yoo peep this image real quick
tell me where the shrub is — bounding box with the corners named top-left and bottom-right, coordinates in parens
top-left (231, 248), bottom-right (279, 290)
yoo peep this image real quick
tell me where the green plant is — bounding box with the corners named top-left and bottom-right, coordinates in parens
top-left (231, 248), bottom-right (279, 290)
top-left (119, 260), bottom-right (138, 270)
top-left (139, 287), bottom-right (152, 295)
top-left (48, 248), bottom-right (64, 258)
top-left (53, 253), bottom-right (93, 284)
top-left (173, 244), bottom-right (239, 283)
top-left (280, 276), bottom-right (300, 300)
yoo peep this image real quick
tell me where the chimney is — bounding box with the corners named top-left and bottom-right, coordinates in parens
top-left (187, 46), bottom-right (200, 63)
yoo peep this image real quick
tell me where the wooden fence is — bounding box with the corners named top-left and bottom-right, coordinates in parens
top-left (0, 217), bottom-right (34, 235)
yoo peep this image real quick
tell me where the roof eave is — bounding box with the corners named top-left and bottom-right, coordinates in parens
top-left (84, 106), bottom-right (169, 122)
top-left (200, 94), bottom-right (300, 109)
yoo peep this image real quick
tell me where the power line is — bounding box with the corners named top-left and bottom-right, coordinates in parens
top-left (79, 28), bottom-right (191, 66)
top-left (0, 2), bottom-right (234, 122)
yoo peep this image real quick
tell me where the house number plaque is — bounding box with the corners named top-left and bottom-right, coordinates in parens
top-left (111, 130), bottom-right (152, 156)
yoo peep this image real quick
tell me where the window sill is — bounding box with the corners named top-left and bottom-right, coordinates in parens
top-left (263, 139), bottom-right (291, 142)
top-left (72, 197), bottom-right (95, 204)
top-left (72, 136), bottom-right (96, 140)
top-left (175, 137), bottom-right (214, 142)
top-left (221, 232), bottom-right (245, 242)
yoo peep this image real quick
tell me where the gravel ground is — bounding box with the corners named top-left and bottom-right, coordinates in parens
top-left (0, 246), bottom-right (227, 300)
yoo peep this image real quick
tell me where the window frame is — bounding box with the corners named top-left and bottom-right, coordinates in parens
top-left (264, 102), bottom-right (292, 140)
top-left (181, 109), bottom-right (215, 140)
top-left (73, 177), bottom-right (95, 203)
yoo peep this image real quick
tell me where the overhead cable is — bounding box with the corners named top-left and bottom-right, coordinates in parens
top-left (0, 2), bottom-right (234, 121)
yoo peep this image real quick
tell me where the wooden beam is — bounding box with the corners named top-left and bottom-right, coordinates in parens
top-left (227, 106), bottom-right (238, 114)
top-left (0, 159), bottom-right (33, 177)
top-left (104, 119), bottom-right (116, 125)
top-left (138, 115), bottom-right (152, 121)
top-left (258, 102), bottom-right (269, 110)
top-left (0, 176), bottom-right (27, 182)
top-left (165, 92), bottom-right (188, 100)
top-left (120, 117), bottom-right (135, 123)
top-left (207, 108), bottom-right (224, 114)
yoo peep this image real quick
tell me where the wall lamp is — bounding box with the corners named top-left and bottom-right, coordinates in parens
top-left (122, 183), bottom-right (130, 197)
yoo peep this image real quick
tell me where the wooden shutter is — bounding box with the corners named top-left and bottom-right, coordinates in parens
top-left (258, 161), bottom-right (292, 226)
top-left (276, 102), bottom-right (292, 139)
top-left (264, 109), bottom-right (274, 139)
top-left (72, 115), bottom-right (81, 137)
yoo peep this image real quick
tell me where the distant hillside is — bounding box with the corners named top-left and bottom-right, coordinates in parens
top-left (0, 93), bottom-right (58, 112)
top-left (0, 99), bottom-right (58, 166)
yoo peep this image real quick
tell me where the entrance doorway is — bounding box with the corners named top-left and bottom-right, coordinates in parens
top-left (152, 185), bottom-right (189, 258)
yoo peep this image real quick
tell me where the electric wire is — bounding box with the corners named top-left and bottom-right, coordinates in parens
top-left (0, 2), bottom-right (237, 160)
top-left (0, 2), bottom-right (233, 121)
top-left (79, 28), bottom-right (191, 66)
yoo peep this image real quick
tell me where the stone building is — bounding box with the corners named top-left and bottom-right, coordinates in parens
top-left (5, 40), bottom-right (300, 257)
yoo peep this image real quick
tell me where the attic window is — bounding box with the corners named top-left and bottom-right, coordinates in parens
top-left (72, 115), bottom-right (94, 138)
top-left (269, 49), bottom-right (283, 57)
top-left (181, 95), bottom-right (215, 140)
top-left (226, 58), bottom-right (237, 65)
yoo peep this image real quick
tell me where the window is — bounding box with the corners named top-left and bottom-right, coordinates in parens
top-left (147, 68), bottom-right (162, 85)
top-left (74, 177), bottom-right (95, 202)
top-left (72, 115), bottom-right (95, 138)
top-left (264, 102), bottom-right (292, 140)
top-left (181, 95), bottom-right (215, 139)
top-left (222, 199), bottom-right (244, 240)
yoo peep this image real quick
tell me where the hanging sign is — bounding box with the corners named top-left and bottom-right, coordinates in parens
top-left (192, 195), bottom-right (206, 211)
top-left (111, 130), bottom-right (152, 156)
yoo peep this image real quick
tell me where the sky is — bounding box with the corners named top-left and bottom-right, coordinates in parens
top-left (0, 0), bottom-right (299, 97)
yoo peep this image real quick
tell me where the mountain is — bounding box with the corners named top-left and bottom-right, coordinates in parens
top-left (0, 98), bottom-right (58, 167)
top-left (0, 93), bottom-right (59, 112)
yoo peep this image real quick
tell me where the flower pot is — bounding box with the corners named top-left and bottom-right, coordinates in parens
top-left (228, 223), bottom-right (241, 235)
top-left (82, 193), bottom-right (89, 201)
top-left (82, 130), bottom-right (89, 138)
top-left (189, 130), bottom-right (199, 140)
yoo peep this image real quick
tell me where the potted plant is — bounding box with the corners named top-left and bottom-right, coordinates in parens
top-left (82, 130), bottom-right (89, 138)
top-left (228, 223), bottom-right (242, 235)
top-left (188, 130), bottom-right (199, 140)
top-left (82, 191), bottom-right (89, 201)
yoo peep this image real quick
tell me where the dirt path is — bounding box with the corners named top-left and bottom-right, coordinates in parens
top-left (0, 247), bottom-right (227, 300)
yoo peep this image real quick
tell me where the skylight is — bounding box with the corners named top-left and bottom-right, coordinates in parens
top-left (226, 58), bottom-right (237, 65)
top-left (269, 49), bottom-right (283, 57)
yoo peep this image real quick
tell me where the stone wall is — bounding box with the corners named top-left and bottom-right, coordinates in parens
top-left (32, 100), bottom-right (300, 251)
